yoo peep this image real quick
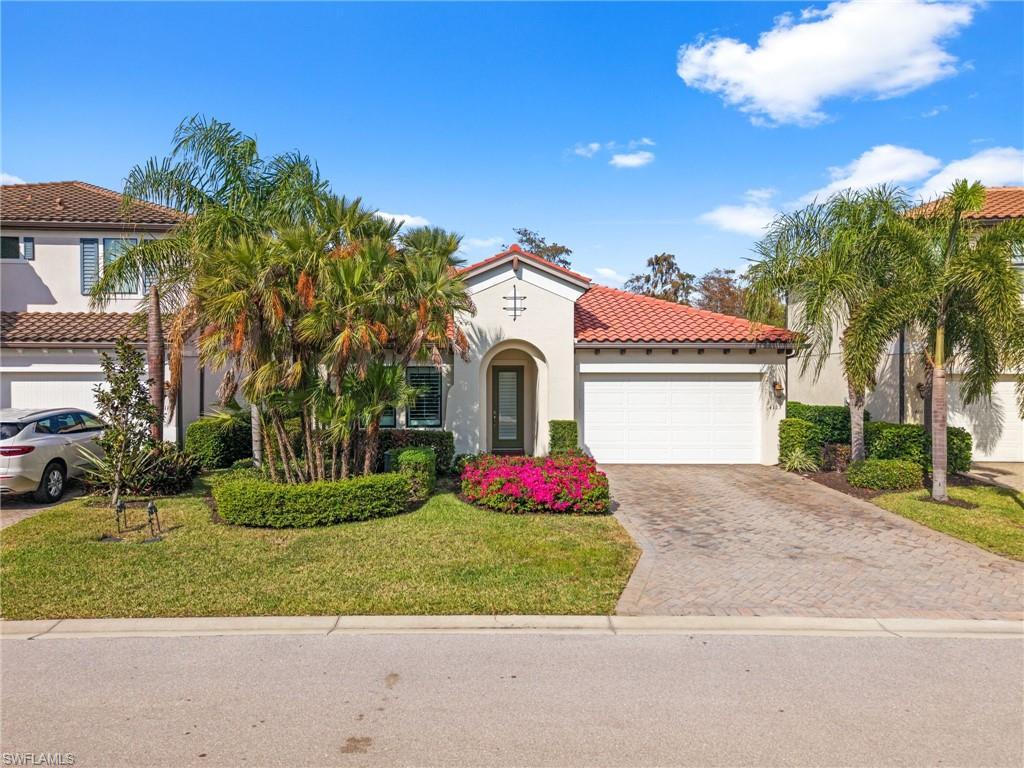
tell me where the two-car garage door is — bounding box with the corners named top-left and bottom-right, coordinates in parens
top-left (1, 372), bottom-right (106, 413)
top-left (581, 374), bottom-right (762, 463)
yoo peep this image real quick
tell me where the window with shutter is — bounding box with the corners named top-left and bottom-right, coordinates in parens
top-left (1, 236), bottom-right (20, 260)
top-left (406, 367), bottom-right (442, 428)
top-left (22, 237), bottom-right (34, 260)
top-left (80, 239), bottom-right (99, 294)
top-left (103, 238), bottom-right (139, 294)
top-left (380, 407), bottom-right (396, 428)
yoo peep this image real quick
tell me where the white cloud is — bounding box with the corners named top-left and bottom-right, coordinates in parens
top-left (921, 105), bottom-right (948, 118)
top-left (375, 211), bottom-right (430, 228)
top-left (609, 151), bottom-right (655, 169)
top-left (699, 204), bottom-right (777, 237)
top-left (801, 144), bottom-right (941, 202)
top-left (677, 0), bottom-right (974, 126)
top-left (463, 236), bottom-right (503, 250)
top-left (628, 137), bottom-right (656, 149)
top-left (573, 142), bottom-right (602, 158)
top-left (595, 266), bottom-right (629, 285)
top-left (1, 172), bottom-right (26, 185)
top-left (918, 147), bottom-right (1024, 199)
top-left (744, 186), bottom-right (777, 203)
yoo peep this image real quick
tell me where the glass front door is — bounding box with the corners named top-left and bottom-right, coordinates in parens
top-left (491, 366), bottom-right (524, 453)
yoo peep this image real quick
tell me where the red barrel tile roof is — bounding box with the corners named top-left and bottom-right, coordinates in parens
top-left (913, 186), bottom-right (1024, 221)
top-left (1, 181), bottom-right (184, 227)
top-left (574, 285), bottom-right (793, 344)
top-left (1, 312), bottom-right (147, 344)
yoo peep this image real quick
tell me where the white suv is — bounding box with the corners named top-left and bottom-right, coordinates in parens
top-left (0, 408), bottom-right (105, 503)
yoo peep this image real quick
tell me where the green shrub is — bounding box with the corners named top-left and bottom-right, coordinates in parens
top-left (84, 443), bottom-right (201, 497)
top-left (231, 457), bottom-right (254, 470)
top-left (396, 447), bottom-right (436, 501)
top-left (185, 416), bottom-right (252, 469)
top-left (548, 420), bottom-right (579, 454)
top-left (377, 429), bottom-right (454, 475)
top-left (779, 418), bottom-right (824, 463)
top-left (864, 422), bottom-right (973, 474)
top-left (847, 459), bottom-right (923, 490)
top-left (787, 402), bottom-right (868, 445)
top-left (214, 473), bottom-right (411, 528)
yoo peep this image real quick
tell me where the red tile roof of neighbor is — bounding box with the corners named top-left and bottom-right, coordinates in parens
top-left (0, 312), bottom-right (147, 344)
top-left (574, 286), bottom-right (793, 345)
top-left (0, 181), bottom-right (184, 228)
top-left (914, 186), bottom-right (1024, 221)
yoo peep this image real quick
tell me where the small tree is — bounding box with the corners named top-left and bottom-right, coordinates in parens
top-left (505, 228), bottom-right (573, 269)
top-left (91, 337), bottom-right (158, 507)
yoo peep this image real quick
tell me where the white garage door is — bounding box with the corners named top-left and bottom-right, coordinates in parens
top-left (948, 377), bottom-right (1023, 462)
top-left (582, 374), bottom-right (761, 464)
top-left (2, 373), bottom-right (105, 414)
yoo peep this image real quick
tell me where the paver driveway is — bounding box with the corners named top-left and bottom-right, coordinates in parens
top-left (608, 465), bottom-right (1024, 619)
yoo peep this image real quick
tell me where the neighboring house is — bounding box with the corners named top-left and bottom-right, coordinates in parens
top-left (789, 186), bottom-right (1024, 462)
top-left (0, 181), bottom-right (201, 442)
top-left (1, 181), bottom-right (797, 464)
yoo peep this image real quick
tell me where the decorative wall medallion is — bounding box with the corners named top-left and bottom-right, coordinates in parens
top-left (503, 283), bottom-right (526, 321)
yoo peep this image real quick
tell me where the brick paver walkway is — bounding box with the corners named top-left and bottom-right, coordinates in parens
top-left (609, 465), bottom-right (1024, 619)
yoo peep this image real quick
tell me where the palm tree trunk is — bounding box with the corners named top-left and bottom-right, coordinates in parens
top-left (363, 422), bottom-right (380, 475)
top-left (273, 412), bottom-right (306, 483)
top-left (340, 435), bottom-right (351, 479)
top-left (848, 383), bottom-right (866, 462)
top-left (251, 404), bottom-right (264, 468)
top-left (931, 362), bottom-right (948, 502)
top-left (261, 413), bottom-right (280, 483)
top-left (147, 285), bottom-right (165, 443)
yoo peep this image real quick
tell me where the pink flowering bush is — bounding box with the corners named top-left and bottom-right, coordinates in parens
top-left (461, 453), bottom-right (610, 515)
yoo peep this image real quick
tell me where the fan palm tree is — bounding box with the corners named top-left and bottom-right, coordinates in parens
top-left (747, 186), bottom-right (910, 461)
top-left (354, 362), bottom-right (420, 475)
top-left (848, 181), bottom-right (1024, 500)
top-left (90, 115), bottom-right (325, 464)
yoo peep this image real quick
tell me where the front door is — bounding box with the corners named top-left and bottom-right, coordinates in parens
top-left (491, 366), bottom-right (524, 453)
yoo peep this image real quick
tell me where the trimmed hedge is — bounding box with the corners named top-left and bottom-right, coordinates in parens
top-left (185, 416), bottom-right (252, 469)
top-left (821, 443), bottom-right (852, 473)
top-left (214, 473), bottom-right (411, 528)
top-left (378, 429), bottom-right (454, 475)
top-left (396, 447), bottom-right (436, 501)
top-left (786, 402), bottom-right (868, 445)
top-left (549, 420), bottom-right (579, 454)
top-left (779, 418), bottom-right (824, 462)
top-left (864, 421), bottom-right (973, 474)
top-left (847, 459), bottom-right (923, 490)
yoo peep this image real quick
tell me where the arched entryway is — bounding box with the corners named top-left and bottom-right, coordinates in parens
top-left (480, 340), bottom-right (548, 455)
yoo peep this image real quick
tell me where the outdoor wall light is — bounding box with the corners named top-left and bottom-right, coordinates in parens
top-left (772, 380), bottom-right (785, 399)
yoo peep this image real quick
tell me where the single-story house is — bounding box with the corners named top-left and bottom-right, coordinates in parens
top-left (1, 181), bottom-right (796, 464)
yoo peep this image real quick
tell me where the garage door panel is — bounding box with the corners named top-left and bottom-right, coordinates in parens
top-left (582, 374), bottom-right (761, 464)
top-left (5, 373), bottom-right (106, 413)
top-left (948, 378), bottom-right (1023, 462)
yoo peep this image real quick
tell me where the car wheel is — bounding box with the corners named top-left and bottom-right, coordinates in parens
top-left (33, 461), bottom-right (66, 503)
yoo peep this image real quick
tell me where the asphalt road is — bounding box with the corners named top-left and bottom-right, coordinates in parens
top-left (1, 633), bottom-right (1021, 767)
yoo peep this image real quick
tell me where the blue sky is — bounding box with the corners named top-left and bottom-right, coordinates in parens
top-left (2, 1), bottom-right (1022, 285)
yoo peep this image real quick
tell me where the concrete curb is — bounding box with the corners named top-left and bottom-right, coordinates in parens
top-left (1, 615), bottom-right (1020, 640)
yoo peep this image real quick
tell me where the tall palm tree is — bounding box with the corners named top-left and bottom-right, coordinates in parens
top-left (747, 186), bottom-right (910, 461)
top-left (354, 362), bottom-right (420, 475)
top-left (90, 116), bottom-right (325, 464)
top-left (850, 181), bottom-right (1024, 500)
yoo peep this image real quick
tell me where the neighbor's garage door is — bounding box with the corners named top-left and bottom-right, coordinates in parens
top-left (948, 377), bottom-right (1023, 462)
top-left (581, 374), bottom-right (761, 464)
top-left (2, 373), bottom-right (105, 413)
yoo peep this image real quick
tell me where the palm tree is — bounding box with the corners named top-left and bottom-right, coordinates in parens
top-left (850, 181), bottom-right (1024, 500)
top-left (747, 186), bottom-right (910, 461)
top-left (90, 116), bottom-right (325, 464)
top-left (354, 362), bottom-right (419, 475)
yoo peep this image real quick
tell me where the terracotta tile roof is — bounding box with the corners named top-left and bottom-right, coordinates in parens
top-left (1, 311), bottom-right (146, 344)
top-left (460, 245), bottom-right (592, 285)
top-left (913, 186), bottom-right (1024, 221)
top-left (0, 181), bottom-right (184, 228)
top-left (574, 285), bottom-right (793, 345)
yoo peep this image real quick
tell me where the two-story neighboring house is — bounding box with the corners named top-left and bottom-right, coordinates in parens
top-left (789, 186), bottom-right (1024, 463)
top-left (0, 181), bottom-right (202, 442)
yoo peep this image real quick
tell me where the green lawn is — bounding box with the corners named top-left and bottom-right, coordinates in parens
top-left (0, 483), bottom-right (638, 619)
top-left (873, 484), bottom-right (1024, 561)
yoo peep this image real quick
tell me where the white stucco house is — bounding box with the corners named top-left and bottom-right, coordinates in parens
top-left (1, 180), bottom-right (796, 464)
top-left (789, 186), bottom-right (1024, 462)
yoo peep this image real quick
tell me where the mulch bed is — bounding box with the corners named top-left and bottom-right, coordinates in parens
top-left (805, 470), bottom-right (981, 508)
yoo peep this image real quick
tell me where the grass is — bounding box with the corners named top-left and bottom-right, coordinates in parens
top-left (873, 484), bottom-right (1024, 561)
top-left (0, 480), bottom-right (639, 619)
